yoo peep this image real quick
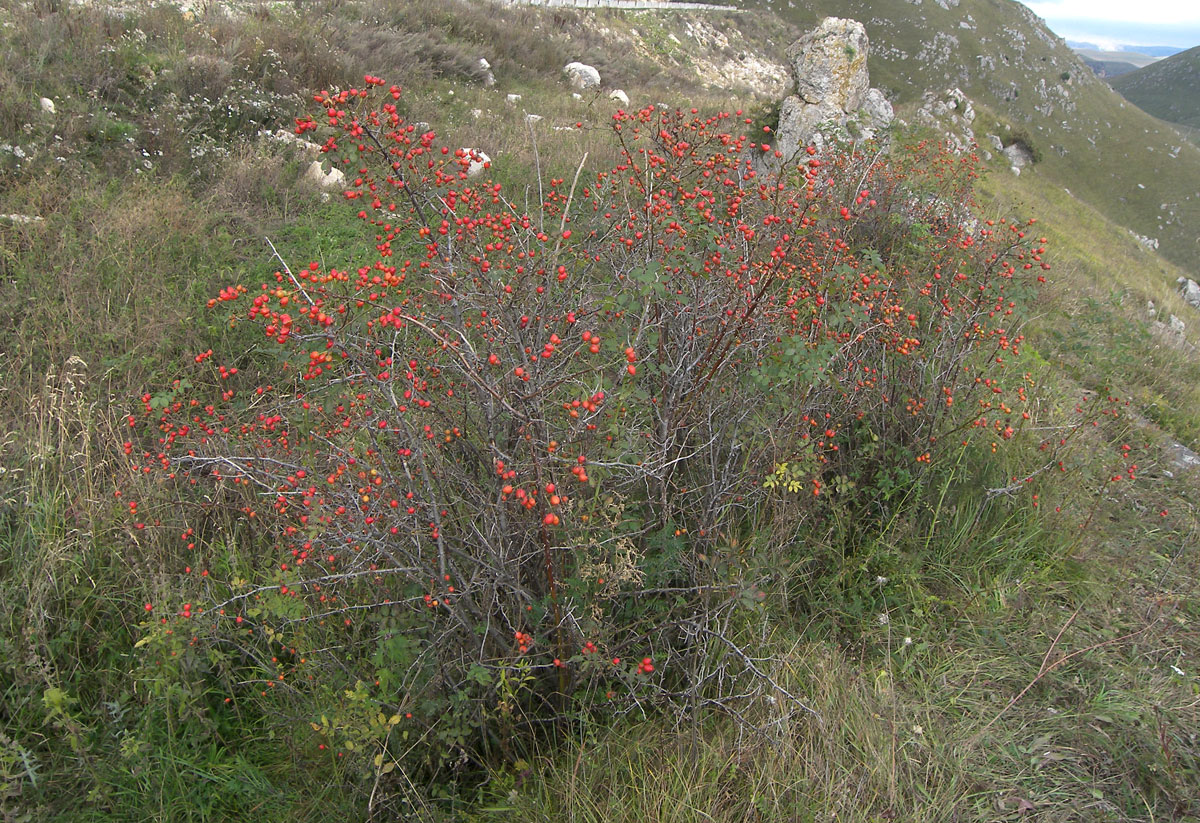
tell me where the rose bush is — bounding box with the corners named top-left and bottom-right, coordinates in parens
top-left (128, 78), bottom-right (1065, 780)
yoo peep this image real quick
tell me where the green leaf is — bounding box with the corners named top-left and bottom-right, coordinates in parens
top-left (468, 663), bottom-right (493, 686)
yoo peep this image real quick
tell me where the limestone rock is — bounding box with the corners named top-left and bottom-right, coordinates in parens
top-left (1169, 314), bottom-right (1186, 334)
top-left (609, 89), bottom-right (630, 106)
top-left (776, 95), bottom-right (844, 159)
top-left (1178, 277), bottom-right (1200, 310)
top-left (476, 58), bottom-right (495, 88)
top-left (39, 97), bottom-right (55, 115)
top-left (506, 94), bottom-right (522, 105)
top-left (0, 213), bottom-right (44, 225)
top-left (786, 17), bottom-right (869, 110)
top-left (1167, 440), bottom-right (1200, 471)
top-left (461, 148), bottom-right (490, 178)
top-left (563, 62), bottom-right (601, 90)
top-left (770, 17), bottom-right (891, 163)
top-left (915, 88), bottom-right (976, 151)
top-left (261, 128), bottom-right (322, 157)
top-left (861, 88), bottom-right (894, 130)
top-left (304, 160), bottom-right (345, 190)
top-left (1002, 142), bottom-right (1034, 168)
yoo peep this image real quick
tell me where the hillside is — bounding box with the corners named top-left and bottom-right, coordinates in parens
top-left (1079, 56), bottom-right (1139, 78)
top-left (1074, 47), bottom-right (1161, 71)
top-left (2, 0), bottom-right (1200, 820)
top-left (1112, 45), bottom-right (1200, 130)
top-left (740, 0), bottom-right (1200, 278)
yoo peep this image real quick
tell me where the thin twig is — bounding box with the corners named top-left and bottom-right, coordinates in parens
top-left (969, 617), bottom-right (1157, 745)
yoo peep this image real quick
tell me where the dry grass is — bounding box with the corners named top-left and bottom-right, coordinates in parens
top-left (0, 0), bottom-right (1198, 819)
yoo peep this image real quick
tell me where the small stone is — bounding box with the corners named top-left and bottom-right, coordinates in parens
top-left (0, 213), bottom-right (44, 225)
top-left (506, 94), bottom-right (522, 105)
top-left (39, 97), bottom-right (55, 115)
top-left (609, 89), bottom-right (630, 106)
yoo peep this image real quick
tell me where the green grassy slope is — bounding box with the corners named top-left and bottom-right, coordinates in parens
top-left (743, 0), bottom-right (1200, 276)
top-left (1112, 45), bottom-right (1200, 129)
top-left (2, 1), bottom-right (1200, 819)
top-left (1080, 56), bottom-right (1139, 78)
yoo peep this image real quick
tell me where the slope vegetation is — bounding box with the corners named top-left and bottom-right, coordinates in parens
top-left (1112, 45), bottom-right (1200, 130)
top-left (2, 1), bottom-right (1199, 820)
top-left (742, 0), bottom-right (1200, 276)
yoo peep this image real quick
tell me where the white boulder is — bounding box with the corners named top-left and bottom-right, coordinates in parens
top-left (461, 148), bottom-right (490, 177)
top-left (304, 160), bottom-right (346, 190)
top-left (39, 97), bottom-right (55, 115)
top-left (609, 89), bottom-right (630, 106)
top-left (1178, 277), bottom-right (1200, 310)
top-left (476, 58), bottom-right (495, 87)
top-left (563, 62), bottom-right (601, 90)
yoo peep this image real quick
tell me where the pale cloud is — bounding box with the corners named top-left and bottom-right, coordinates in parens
top-left (1023, 0), bottom-right (1200, 25)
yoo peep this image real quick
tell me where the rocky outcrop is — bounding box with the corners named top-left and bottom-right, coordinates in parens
top-left (788, 19), bottom-right (869, 111)
top-left (770, 18), bottom-right (893, 164)
top-left (915, 88), bottom-right (977, 154)
top-left (860, 89), bottom-right (894, 132)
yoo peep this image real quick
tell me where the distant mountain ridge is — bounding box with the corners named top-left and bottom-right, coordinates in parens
top-left (736, 0), bottom-right (1200, 275)
top-left (1111, 45), bottom-right (1200, 131)
top-left (1068, 42), bottom-right (1184, 58)
top-left (1074, 48), bottom-right (1161, 69)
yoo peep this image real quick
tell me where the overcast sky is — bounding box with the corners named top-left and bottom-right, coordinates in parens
top-left (1022, 0), bottom-right (1200, 50)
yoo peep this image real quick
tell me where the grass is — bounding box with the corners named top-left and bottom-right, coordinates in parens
top-left (739, 0), bottom-right (1200, 275)
top-left (979, 161), bottom-right (1200, 444)
top-left (1112, 45), bottom-right (1200, 130)
top-left (0, 0), bottom-right (1199, 819)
